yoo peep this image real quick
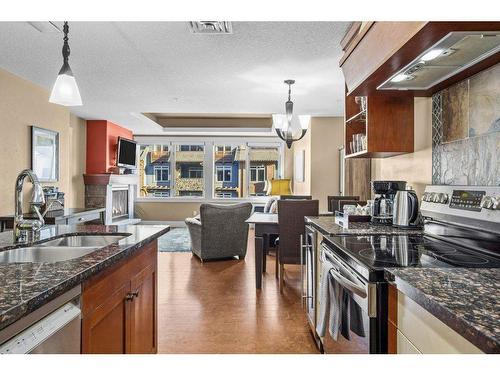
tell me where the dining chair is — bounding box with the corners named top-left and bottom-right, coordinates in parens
top-left (280, 195), bottom-right (312, 200)
top-left (276, 199), bottom-right (319, 293)
top-left (327, 195), bottom-right (359, 213)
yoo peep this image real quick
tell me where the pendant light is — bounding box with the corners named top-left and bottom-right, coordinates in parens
top-left (49, 22), bottom-right (82, 106)
top-left (274, 80), bottom-right (310, 149)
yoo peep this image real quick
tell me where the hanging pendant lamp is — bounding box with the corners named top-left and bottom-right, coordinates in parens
top-left (49, 22), bottom-right (82, 106)
top-left (274, 80), bottom-right (310, 149)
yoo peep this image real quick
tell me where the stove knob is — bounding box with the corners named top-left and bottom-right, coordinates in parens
top-left (433, 193), bottom-right (444, 203)
top-left (430, 193), bottom-right (439, 203)
top-left (493, 196), bottom-right (500, 210)
top-left (439, 193), bottom-right (449, 204)
top-left (422, 193), bottom-right (429, 202)
top-left (480, 196), bottom-right (494, 209)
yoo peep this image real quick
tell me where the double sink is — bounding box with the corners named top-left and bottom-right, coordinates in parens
top-left (0, 234), bottom-right (129, 264)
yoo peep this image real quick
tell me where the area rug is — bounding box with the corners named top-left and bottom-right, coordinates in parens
top-left (158, 228), bottom-right (191, 252)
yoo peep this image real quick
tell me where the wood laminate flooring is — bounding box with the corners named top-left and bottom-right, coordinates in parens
top-left (157, 228), bottom-right (319, 353)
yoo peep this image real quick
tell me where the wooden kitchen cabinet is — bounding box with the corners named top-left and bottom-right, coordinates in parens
top-left (344, 92), bottom-right (414, 159)
top-left (81, 241), bottom-right (158, 354)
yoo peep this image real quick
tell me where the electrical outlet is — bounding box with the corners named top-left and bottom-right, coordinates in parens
top-left (193, 211), bottom-right (197, 216)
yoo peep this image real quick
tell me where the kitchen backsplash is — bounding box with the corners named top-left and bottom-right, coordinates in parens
top-left (432, 63), bottom-right (500, 186)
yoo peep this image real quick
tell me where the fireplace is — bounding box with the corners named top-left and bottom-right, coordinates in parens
top-left (83, 174), bottom-right (140, 225)
top-left (112, 186), bottom-right (129, 219)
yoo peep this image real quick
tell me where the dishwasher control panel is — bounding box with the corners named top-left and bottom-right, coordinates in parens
top-left (0, 302), bottom-right (81, 354)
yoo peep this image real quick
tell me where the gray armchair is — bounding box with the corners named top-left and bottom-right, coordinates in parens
top-left (185, 202), bottom-right (252, 262)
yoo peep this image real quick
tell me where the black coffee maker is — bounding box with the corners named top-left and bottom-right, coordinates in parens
top-left (371, 180), bottom-right (407, 225)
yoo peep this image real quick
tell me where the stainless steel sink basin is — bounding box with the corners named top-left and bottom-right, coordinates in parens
top-left (0, 246), bottom-right (99, 263)
top-left (39, 235), bottom-right (127, 248)
top-left (0, 235), bottom-right (128, 263)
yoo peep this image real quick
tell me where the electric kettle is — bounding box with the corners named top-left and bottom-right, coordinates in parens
top-left (393, 189), bottom-right (420, 228)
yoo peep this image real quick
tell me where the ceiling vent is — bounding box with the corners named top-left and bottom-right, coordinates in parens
top-left (27, 22), bottom-right (61, 33)
top-left (188, 21), bottom-right (232, 34)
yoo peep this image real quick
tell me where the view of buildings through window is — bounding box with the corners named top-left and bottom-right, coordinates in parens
top-left (139, 141), bottom-right (281, 199)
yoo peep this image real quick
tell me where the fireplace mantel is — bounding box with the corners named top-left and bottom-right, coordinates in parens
top-left (83, 173), bottom-right (139, 186)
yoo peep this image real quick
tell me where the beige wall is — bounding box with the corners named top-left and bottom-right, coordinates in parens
top-left (292, 126), bottom-right (312, 195)
top-left (292, 117), bottom-right (344, 212)
top-left (0, 68), bottom-right (86, 215)
top-left (371, 97), bottom-right (432, 198)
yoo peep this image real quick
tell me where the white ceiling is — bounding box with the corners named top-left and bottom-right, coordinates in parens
top-left (0, 21), bottom-right (350, 134)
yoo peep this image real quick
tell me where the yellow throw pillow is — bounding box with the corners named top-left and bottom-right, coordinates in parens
top-left (268, 179), bottom-right (292, 196)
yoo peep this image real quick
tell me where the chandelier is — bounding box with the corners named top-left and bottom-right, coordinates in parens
top-left (273, 80), bottom-right (310, 149)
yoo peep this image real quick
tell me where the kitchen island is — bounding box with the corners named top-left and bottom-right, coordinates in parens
top-left (0, 224), bottom-right (169, 353)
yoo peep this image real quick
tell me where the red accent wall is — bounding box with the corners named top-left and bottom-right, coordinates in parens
top-left (86, 120), bottom-right (134, 174)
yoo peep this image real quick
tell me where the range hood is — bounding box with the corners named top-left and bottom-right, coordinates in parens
top-left (378, 31), bottom-right (500, 90)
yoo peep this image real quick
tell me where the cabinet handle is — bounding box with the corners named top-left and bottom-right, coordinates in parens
top-left (125, 291), bottom-right (139, 301)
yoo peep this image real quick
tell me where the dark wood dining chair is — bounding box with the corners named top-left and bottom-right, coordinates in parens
top-left (276, 199), bottom-right (319, 293)
top-left (327, 195), bottom-right (359, 213)
top-left (280, 195), bottom-right (312, 200)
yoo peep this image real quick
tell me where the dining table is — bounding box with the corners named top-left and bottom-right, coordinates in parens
top-left (246, 212), bottom-right (279, 289)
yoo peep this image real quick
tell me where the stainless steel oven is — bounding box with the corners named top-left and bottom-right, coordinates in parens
top-left (319, 243), bottom-right (382, 354)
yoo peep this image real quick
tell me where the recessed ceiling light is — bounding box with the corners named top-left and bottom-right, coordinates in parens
top-left (420, 48), bottom-right (444, 61)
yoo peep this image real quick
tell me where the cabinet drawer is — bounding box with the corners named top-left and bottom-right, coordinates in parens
top-left (67, 212), bottom-right (101, 225)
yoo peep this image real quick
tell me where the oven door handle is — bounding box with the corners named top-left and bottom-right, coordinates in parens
top-left (328, 268), bottom-right (367, 299)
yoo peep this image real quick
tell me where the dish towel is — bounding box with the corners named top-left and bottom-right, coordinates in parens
top-left (316, 261), bottom-right (342, 340)
top-left (339, 291), bottom-right (366, 340)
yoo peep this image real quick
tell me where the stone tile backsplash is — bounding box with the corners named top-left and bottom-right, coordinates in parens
top-left (432, 63), bottom-right (500, 186)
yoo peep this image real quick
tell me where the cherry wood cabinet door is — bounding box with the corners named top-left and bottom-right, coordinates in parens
top-left (129, 263), bottom-right (157, 354)
top-left (82, 281), bottom-right (130, 354)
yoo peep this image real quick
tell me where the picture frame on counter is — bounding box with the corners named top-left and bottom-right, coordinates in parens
top-left (31, 126), bottom-right (59, 182)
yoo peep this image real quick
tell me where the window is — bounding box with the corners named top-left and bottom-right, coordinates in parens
top-left (181, 166), bottom-right (203, 178)
top-left (250, 165), bottom-right (266, 182)
top-left (248, 146), bottom-right (280, 196)
top-left (216, 145), bottom-right (232, 152)
top-left (216, 192), bottom-right (233, 198)
top-left (138, 140), bottom-right (283, 200)
top-left (154, 165), bottom-right (169, 182)
top-left (174, 144), bottom-right (205, 197)
top-left (180, 145), bottom-right (203, 151)
top-left (139, 144), bottom-right (171, 197)
top-left (216, 165), bottom-right (232, 182)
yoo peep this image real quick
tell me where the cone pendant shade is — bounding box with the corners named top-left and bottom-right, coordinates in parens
top-left (49, 63), bottom-right (82, 106)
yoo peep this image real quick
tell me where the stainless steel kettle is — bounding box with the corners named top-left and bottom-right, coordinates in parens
top-left (393, 189), bottom-right (419, 228)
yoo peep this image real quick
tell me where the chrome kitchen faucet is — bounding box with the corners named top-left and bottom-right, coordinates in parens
top-left (14, 169), bottom-right (45, 243)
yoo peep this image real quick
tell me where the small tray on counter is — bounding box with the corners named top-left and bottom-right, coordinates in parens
top-left (334, 211), bottom-right (371, 228)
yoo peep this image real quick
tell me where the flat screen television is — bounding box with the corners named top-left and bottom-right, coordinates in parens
top-left (117, 137), bottom-right (137, 169)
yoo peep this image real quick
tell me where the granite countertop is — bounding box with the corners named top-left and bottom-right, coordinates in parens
top-left (0, 224), bottom-right (169, 331)
top-left (386, 268), bottom-right (500, 354)
top-left (305, 215), bottom-right (423, 236)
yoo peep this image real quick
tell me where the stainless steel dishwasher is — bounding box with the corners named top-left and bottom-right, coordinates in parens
top-left (0, 285), bottom-right (81, 354)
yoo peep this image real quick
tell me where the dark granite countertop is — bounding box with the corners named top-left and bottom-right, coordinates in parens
top-left (0, 224), bottom-right (169, 331)
top-left (385, 268), bottom-right (500, 353)
top-left (305, 215), bottom-right (423, 236)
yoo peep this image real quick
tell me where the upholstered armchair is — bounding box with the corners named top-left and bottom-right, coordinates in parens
top-left (185, 202), bottom-right (252, 262)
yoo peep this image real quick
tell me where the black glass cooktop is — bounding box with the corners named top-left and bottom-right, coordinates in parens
top-left (327, 234), bottom-right (500, 271)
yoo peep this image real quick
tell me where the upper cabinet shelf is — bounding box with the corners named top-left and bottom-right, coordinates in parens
top-left (340, 22), bottom-right (500, 97)
top-left (344, 92), bottom-right (414, 159)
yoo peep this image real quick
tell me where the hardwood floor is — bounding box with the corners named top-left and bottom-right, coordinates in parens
top-left (157, 228), bottom-right (319, 354)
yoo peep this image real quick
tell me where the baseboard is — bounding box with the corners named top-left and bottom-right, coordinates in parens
top-left (140, 220), bottom-right (186, 227)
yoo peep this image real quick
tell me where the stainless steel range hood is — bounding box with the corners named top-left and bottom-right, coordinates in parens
top-left (378, 31), bottom-right (500, 91)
